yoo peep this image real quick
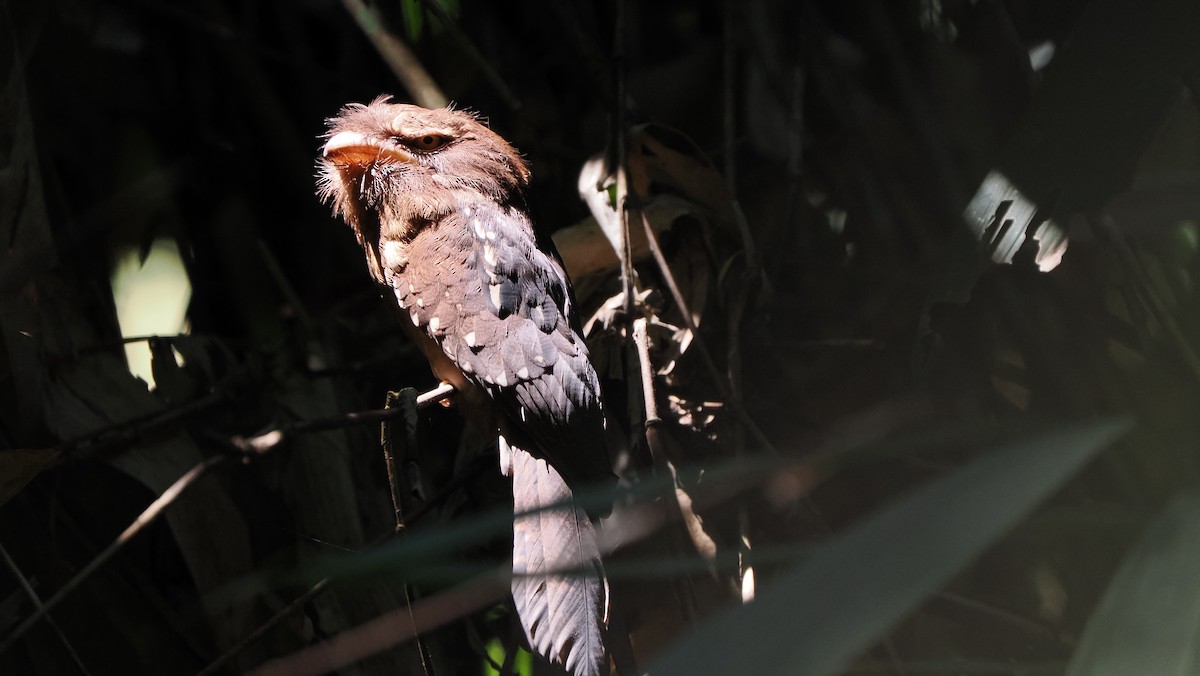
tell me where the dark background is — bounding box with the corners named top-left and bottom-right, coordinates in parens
top-left (3, 0), bottom-right (1200, 674)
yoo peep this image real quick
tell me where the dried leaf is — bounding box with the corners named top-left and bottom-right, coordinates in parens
top-left (570, 157), bottom-right (697, 279)
top-left (628, 124), bottom-right (735, 224)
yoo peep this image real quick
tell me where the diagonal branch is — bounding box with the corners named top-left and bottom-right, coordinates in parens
top-left (0, 454), bottom-right (226, 656)
top-left (340, 0), bottom-right (448, 109)
top-left (0, 383), bottom-right (456, 660)
top-left (0, 542), bottom-right (91, 675)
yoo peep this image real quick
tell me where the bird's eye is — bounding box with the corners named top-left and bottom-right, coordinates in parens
top-left (410, 135), bottom-right (448, 152)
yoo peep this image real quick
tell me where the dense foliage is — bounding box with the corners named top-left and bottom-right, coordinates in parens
top-left (2, 0), bottom-right (1199, 674)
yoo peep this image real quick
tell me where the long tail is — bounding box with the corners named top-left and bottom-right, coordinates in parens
top-left (502, 435), bottom-right (609, 676)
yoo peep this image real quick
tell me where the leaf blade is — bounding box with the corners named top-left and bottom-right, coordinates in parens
top-left (1066, 495), bottom-right (1200, 676)
top-left (650, 419), bottom-right (1131, 676)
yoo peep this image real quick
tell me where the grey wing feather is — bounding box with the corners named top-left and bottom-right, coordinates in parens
top-left (391, 200), bottom-right (613, 490)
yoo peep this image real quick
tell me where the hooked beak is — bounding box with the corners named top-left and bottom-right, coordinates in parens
top-left (322, 131), bottom-right (417, 167)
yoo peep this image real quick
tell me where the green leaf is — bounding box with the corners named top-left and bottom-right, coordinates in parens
top-left (650, 419), bottom-right (1132, 676)
top-left (400, 0), bottom-right (424, 41)
top-left (1066, 495), bottom-right (1200, 676)
top-left (483, 638), bottom-right (532, 676)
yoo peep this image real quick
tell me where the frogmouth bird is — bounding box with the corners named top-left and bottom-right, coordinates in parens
top-left (318, 98), bottom-right (613, 676)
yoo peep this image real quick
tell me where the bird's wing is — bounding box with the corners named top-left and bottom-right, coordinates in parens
top-left (384, 199), bottom-right (614, 490)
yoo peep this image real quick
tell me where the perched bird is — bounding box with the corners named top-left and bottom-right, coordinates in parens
top-left (318, 97), bottom-right (613, 676)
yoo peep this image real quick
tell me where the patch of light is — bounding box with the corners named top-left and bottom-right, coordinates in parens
top-left (1029, 41), bottom-right (1056, 71)
top-left (110, 237), bottom-right (192, 388)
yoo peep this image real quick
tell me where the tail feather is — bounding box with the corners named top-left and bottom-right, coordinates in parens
top-left (504, 435), bottom-right (609, 676)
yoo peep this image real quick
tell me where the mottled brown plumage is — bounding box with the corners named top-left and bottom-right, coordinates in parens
top-left (318, 97), bottom-right (612, 676)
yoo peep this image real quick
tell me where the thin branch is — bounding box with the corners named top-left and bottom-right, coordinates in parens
top-left (247, 572), bottom-right (507, 676)
top-left (231, 382), bottom-right (454, 455)
top-left (194, 578), bottom-right (332, 676)
top-left (613, 0), bottom-right (636, 319)
top-left (256, 239), bottom-right (314, 331)
top-left (245, 452), bottom-right (800, 675)
top-left (196, 390), bottom-right (483, 676)
top-left (381, 389), bottom-right (434, 676)
top-left (340, 0), bottom-right (448, 109)
top-left (0, 382), bottom-right (456, 663)
top-left (61, 389), bottom-right (228, 456)
top-left (633, 204), bottom-right (777, 454)
top-left (0, 454), bottom-right (227, 656)
top-left (382, 390), bottom-right (413, 534)
top-left (414, 0), bottom-right (520, 109)
top-left (722, 0), bottom-right (737, 188)
top-left (633, 318), bottom-right (700, 623)
top-left (0, 543), bottom-right (91, 675)
top-left (632, 318), bottom-right (664, 456)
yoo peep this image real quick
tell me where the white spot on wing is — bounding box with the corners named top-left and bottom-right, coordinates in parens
top-left (382, 240), bottom-right (407, 267)
top-left (409, 308), bottom-right (420, 325)
top-left (495, 371), bottom-right (508, 387)
top-left (532, 354), bottom-right (545, 365)
top-left (489, 284), bottom-right (502, 309)
top-left (464, 331), bottom-right (477, 347)
top-left (517, 367), bottom-right (529, 379)
top-left (429, 316), bottom-right (440, 331)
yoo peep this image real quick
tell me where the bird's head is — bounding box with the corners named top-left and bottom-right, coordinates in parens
top-left (317, 97), bottom-right (530, 279)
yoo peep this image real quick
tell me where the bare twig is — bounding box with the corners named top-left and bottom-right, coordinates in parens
top-left (381, 389), bottom-right (434, 676)
top-left (194, 578), bottom-right (331, 676)
top-left (632, 318), bottom-right (664, 456)
top-left (613, 0), bottom-right (636, 319)
top-left (247, 572), bottom-right (507, 676)
top-left (722, 0), bottom-right (737, 188)
top-left (62, 389), bottom-right (228, 456)
top-left (382, 390), bottom-right (414, 534)
top-left (0, 543), bottom-right (90, 675)
top-left (197, 386), bottom-right (477, 675)
top-left (633, 205), bottom-right (777, 454)
top-left (413, 0), bottom-right (520, 109)
top-left (0, 454), bottom-right (226, 656)
top-left (340, 0), bottom-right (448, 109)
top-left (633, 318), bottom-right (701, 623)
top-left (239, 450), bottom-right (797, 675)
top-left (0, 381), bottom-right (456, 664)
top-left (256, 239), bottom-right (314, 330)
top-left (231, 382), bottom-right (455, 455)
top-left (719, 2), bottom-right (761, 275)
